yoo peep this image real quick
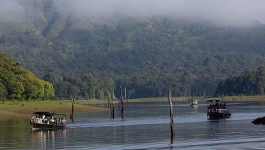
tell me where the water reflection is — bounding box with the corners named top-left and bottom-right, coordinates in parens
top-left (31, 129), bottom-right (66, 149)
top-left (1, 102), bottom-right (265, 149)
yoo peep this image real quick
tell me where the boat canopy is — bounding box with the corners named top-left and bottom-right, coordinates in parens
top-left (33, 112), bottom-right (54, 117)
top-left (208, 100), bottom-right (220, 103)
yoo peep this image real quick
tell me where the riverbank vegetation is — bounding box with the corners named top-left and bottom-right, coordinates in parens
top-left (44, 73), bottom-right (115, 100)
top-left (0, 53), bottom-right (115, 101)
top-left (215, 67), bottom-right (265, 96)
top-left (0, 54), bottom-right (54, 100)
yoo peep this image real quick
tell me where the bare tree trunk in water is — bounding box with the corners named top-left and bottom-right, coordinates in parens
top-left (120, 85), bottom-right (124, 120)
top-left (111, 98), bottom-right (115, 119)
top-left (168, 88), bottom-right (175, 145)
top-left (71, 96), bottom-right (75, 123)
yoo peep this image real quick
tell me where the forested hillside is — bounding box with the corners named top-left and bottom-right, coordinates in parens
top-left (215, 67), bottom-right (265, 96)
top-left (1, 1), bottom-right (265, 98)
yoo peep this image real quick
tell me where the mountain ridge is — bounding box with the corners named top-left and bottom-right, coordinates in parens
top-left (1, 1), bottom-right (265, 98)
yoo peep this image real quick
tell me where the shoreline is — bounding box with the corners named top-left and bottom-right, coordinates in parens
top-left (0, 100), bottom-right (108, 122)
top-left (1, 95), bottom-right (265, 122)
top-left (128, 95), bottom-right (265, 103)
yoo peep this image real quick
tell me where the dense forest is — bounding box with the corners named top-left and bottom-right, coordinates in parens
top-left (0, 54), bottom-right (54, 100)
top-left (43, 73), bottom-right (115, 100)
top-left (1, 1), bottom-right (265, 98)
top-left (0, 54), bottom-right (115, 100)
top-left (215, 67), bottom-right (265, 96)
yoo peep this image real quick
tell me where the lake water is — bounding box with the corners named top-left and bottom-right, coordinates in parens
top-left (1, 101), bottom-right (265, 149)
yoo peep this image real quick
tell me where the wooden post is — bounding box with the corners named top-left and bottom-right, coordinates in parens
top-left (125, 87), bottom-right (128, 103)
top-left (168, 88), bottom-right (175, 145)
top-left (111, 105), bottom-right (115, 119)
top-left (120, 85), bottom-right (124, 120)
top-left (110, 91), bottom-right (115, 119)
top-left (111, 98), bottom-right (115, 119)
top-left (121, 100), bottom-right (124, 120)
top-left (71, 96), bottom-right (75, 123)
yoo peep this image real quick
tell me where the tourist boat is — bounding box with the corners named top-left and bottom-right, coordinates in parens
top-left (190, 99), bottom-right (199, 107)
top-left (29, 112), bottom-right (66, 130)
top-left (207, 100), bottom-right (231, 120)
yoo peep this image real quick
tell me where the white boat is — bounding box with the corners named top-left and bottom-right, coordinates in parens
top-left (190, 99), bottom-right (199, 107)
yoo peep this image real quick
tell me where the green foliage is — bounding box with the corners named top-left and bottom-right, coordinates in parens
top-left (43, 81), bottom-right (55, 99)
top-left (0, 82), bottom-right (8, 99)
top-left (215, 66), bottom-right (265, 96)
top-left (0, 53), bottom-right (54, 100)
top-left (47, 73), bottom-right (115, 100)
top-left (8, 81), bottom-right (24, 99)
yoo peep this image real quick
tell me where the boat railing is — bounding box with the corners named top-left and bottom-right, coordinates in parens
top-left (30, 116), bottom-right (66, 126)
top-left (208, 103), bottom-right (227, 108)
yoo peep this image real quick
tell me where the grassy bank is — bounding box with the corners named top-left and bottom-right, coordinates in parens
top-left (0, 100), bottom-right (107, 121)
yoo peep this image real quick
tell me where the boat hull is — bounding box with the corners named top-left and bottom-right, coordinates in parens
top-left (207, 112), bottom-right (231, 120)
top-left (31, 123), bottom-right (66, 130)
top-left (190, 104), bottom-right (199, 107)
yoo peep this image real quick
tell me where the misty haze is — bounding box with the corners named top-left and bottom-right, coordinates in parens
top-left (1, 0), bottom-right (265, 26)
top-left (1, 1), bottom-right (265, 149)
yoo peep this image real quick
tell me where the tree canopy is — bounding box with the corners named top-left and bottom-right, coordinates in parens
top-left (215, 67), bottom-right (265, 96)
top-left (0, 53), bottom-right (54, 100)
top-left (44, 73), bottom-right (115, 100)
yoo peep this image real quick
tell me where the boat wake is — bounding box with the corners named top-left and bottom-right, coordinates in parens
top-left (67, 118), bottom-right (170, 128)
top-left (67, 114), bottom-right (206, 129)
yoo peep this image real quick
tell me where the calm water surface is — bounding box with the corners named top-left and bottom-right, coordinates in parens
top-left (1, 101), bottom-right (265, 149)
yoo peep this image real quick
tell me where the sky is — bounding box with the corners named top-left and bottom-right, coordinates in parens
top-left (1, 0), bottom-right (265, 26)
top-left (0, 0), bottom-right (25, 22)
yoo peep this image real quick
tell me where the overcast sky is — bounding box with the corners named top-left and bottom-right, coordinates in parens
top-left (0, 0), bottom-right (25, 22)
top-left (1, 0), bottom-right (265, 26)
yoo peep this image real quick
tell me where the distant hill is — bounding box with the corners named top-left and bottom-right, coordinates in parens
top-left (1, 1), bottom-right (265, 98)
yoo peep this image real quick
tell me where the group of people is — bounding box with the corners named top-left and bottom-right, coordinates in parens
top-left (208, 102), bottom-right (227, 109)
top-left (30, 114), bottom-right (66, 127)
